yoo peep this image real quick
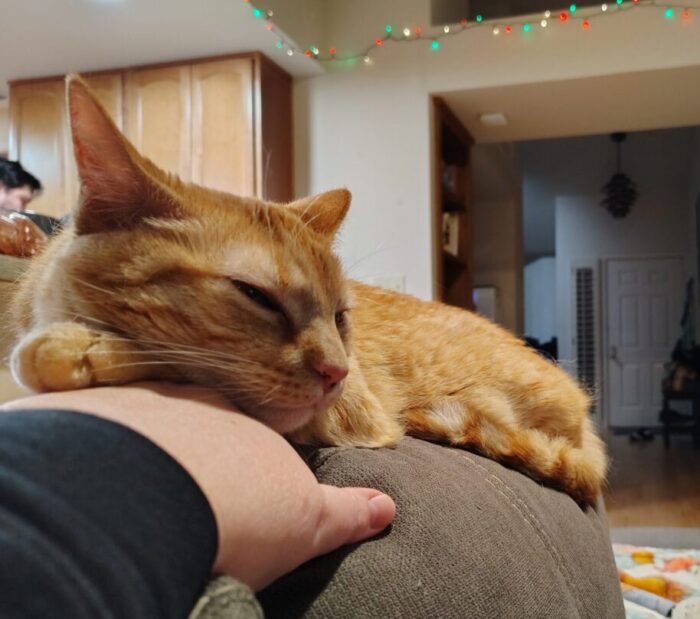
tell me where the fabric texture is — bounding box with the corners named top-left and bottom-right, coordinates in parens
top-left (0, 409), bottom-right (218, 619)
top-left (257, 436), bottom-right (625, 619)
top-left (189, 577), bottom-right (263, 619)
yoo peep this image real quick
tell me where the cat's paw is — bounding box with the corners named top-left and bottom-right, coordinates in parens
top-left (11, 322), bottom-right (145, 392)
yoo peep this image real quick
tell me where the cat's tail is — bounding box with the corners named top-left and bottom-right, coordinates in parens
top-left (502, 417), bottom-right (608, 504)
top-left (406, 400), bottom-right (608, 504)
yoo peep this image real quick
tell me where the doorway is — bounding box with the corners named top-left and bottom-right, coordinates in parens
top-left (603, 257), bottom-right (685, 428)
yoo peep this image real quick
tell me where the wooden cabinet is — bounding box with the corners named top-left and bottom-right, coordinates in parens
top-left (10, 73), bottom-right (125, 218)
top-left (9, 81), bottom-right (72, 218)
top-left (9, 53), bottom-right (292, 219)
top-left (191, 58), bottom-right (255, 196)
top-left (124, 66), bottom-right (192, 182)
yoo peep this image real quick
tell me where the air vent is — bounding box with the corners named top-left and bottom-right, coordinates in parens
top-left (574, 267), bottom-right (597, 402)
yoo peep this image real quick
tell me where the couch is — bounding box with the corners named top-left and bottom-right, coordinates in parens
top-left (191, 436), bottom-right (625, 618)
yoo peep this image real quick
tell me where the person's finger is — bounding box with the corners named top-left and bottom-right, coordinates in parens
top-left (310, 486), bottom-right (396, 558)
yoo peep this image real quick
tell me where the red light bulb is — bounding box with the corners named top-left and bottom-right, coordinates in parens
top-left (582, 19), bottom-right (591, 28)
top-left (330, 47), bottom-right (337, 55)
top-left (505, 25), bottom-right (512, 33)
top-left (560, 11), bottom-right (569, 21)
top-left (375, 38), bottom-right (383, 46)
top-left (304, 49), bottom-right (312, 57)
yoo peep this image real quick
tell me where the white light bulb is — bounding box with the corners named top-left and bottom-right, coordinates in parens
top-left (493, 26), bottom-right (500, 34)
top-left (363, 56), bottom-right (372, 64)
top-left (286, 49), bottom-right (294, 56)
top-left (403, 27), bottom-right (411, 36)
top-left (601, 3), bottom-right (608, 9)
top-left (541, 18), bottom-right (548, 26)
top-left (545, 9), bottom-right (551, 17)
top-left (444, 25), bottom-right (450, 33)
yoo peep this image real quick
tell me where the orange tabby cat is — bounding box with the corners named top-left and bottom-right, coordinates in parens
top-left (10, 77), bottom-right (607, 503)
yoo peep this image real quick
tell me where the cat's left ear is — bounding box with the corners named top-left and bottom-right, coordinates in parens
top-left (67, 74), bottom-right (177, 235)
top-left (287, 189), bottom-right (351, 240)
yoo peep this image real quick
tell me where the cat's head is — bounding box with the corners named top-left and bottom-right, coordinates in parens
top-left (63, 75), bottom-right (351, 433)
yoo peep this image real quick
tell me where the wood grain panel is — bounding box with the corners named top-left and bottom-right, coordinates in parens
top-left (9, 81), bottom-right (71, 218)
top-left (258, 56), bottom-right (293, 202)
top-left (124, 66), bottom-right (191, 181)
top-left (191, 58), bottom-right (254, 196)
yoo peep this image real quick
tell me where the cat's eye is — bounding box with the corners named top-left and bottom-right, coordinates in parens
top-left (232, 280), bottom-right (283, 314)
top-left (335, 310), bottom-right (347, 328)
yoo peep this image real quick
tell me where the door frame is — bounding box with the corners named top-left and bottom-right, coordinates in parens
top-left (600, 254), bottom-right (686, 429)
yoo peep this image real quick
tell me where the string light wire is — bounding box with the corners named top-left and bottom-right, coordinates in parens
top-left (249, 0), bottom-right (697, 65)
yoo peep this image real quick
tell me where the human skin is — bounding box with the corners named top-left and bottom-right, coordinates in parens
top-left (0, 184), bottom-right (33, 212)
top-left (0, 382), bottom-right (396, 591)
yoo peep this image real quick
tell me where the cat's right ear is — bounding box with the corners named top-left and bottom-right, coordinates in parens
top-left (67, 74), bottom-right (176, 234)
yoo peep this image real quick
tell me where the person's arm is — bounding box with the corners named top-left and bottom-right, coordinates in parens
top-left (0, 383), bottom-right (395, 618)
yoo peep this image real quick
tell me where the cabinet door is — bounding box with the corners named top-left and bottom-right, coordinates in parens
top-left (124, 66), bottom-right (191, 181)
top-left (191, 59), bottom-right (254, 196)
top-left (66, 73), bottom-right (125, 209)
top-left (9, 81), bottom-right (72, 218)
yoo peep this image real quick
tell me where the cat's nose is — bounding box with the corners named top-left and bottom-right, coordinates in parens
top-left (314, 361), bottom-right (348, 394)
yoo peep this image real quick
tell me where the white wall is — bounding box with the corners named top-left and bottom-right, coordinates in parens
top-left (524, 257), bottom-right (556, 342)
top-left (296, 0), bottom-right (700, 299)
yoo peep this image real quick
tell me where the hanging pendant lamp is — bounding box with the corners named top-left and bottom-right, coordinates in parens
top-left (601, 132), bottom-right (638, 219)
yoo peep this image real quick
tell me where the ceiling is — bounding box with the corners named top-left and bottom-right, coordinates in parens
top-left (0, 0), bottom-right (320, 98)
top-left (440, 63), bottom-right (700, 143)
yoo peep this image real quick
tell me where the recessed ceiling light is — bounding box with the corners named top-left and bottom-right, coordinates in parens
top-left (479, 112), bottom-right (508, 126)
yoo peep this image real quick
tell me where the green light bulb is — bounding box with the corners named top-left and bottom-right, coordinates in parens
top-left (253, 8), bottom-right (263, 18)
top-left (570, 3), bottom-right (577, 11)
top-left (275, 41), bottom-right (283, 49)
top-left (385, 24), bottom-right (392, 33)
top-left (476, 14), bottom-right (483, 22)
top-left (665, 7), bottom-right (674, 17)
top-left (431, 39), bottom-right (440, 50)
top-left (523, 23), bottom-right (531, 31)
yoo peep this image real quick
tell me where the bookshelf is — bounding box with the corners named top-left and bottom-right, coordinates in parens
top-left (432, 97), bottom-right (474, 310)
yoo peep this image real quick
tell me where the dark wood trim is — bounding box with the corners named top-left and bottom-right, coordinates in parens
top-left (431, 96), bottom-right (474, 309)
top-left (431, 97), bottom-right (444, 301)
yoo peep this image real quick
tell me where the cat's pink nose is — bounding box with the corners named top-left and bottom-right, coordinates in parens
top-left (314, 362), bottom-right (348, 394)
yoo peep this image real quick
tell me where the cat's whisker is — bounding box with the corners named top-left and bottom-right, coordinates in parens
top-left (344, 245), bottom-right (391, 277)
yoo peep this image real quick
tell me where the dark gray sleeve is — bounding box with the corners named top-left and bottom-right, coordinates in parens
top-left (0, 408), bottom-right (218, 619)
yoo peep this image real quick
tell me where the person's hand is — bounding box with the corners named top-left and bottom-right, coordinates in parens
top-left (1, 383), bottom-right (395, 591)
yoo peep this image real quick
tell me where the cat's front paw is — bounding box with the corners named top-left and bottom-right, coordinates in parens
top-left (12, 323), bottom-right (98, 391)
top-left (11, 322), bottom-right (144, 392)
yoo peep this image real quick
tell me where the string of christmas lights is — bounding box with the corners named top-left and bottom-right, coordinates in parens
top-left (240, 0), bottom-right (697, 65)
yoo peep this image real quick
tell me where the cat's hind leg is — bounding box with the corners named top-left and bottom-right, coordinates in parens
top-left (11, 322), bottom-right (154, 392)
top-left (405, 389), bottom-right (607, 504)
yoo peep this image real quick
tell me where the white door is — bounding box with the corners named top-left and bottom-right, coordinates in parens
top-left (606, 257), bottom-right (684, 428)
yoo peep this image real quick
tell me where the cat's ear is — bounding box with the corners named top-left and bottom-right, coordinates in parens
top-left (287, 189), bottom-right (351, 240)
top-left (67, 74), bottom-right (176, 234)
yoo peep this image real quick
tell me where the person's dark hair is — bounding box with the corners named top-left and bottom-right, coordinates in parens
top-left (0, 158), bottom-right (42, 193)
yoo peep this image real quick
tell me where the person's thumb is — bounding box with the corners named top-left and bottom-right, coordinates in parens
top-left (310, 486), bottom-right (396, 559)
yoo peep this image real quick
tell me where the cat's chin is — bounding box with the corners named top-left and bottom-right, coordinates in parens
top-left (252, 404), bottom-right (320, 434)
